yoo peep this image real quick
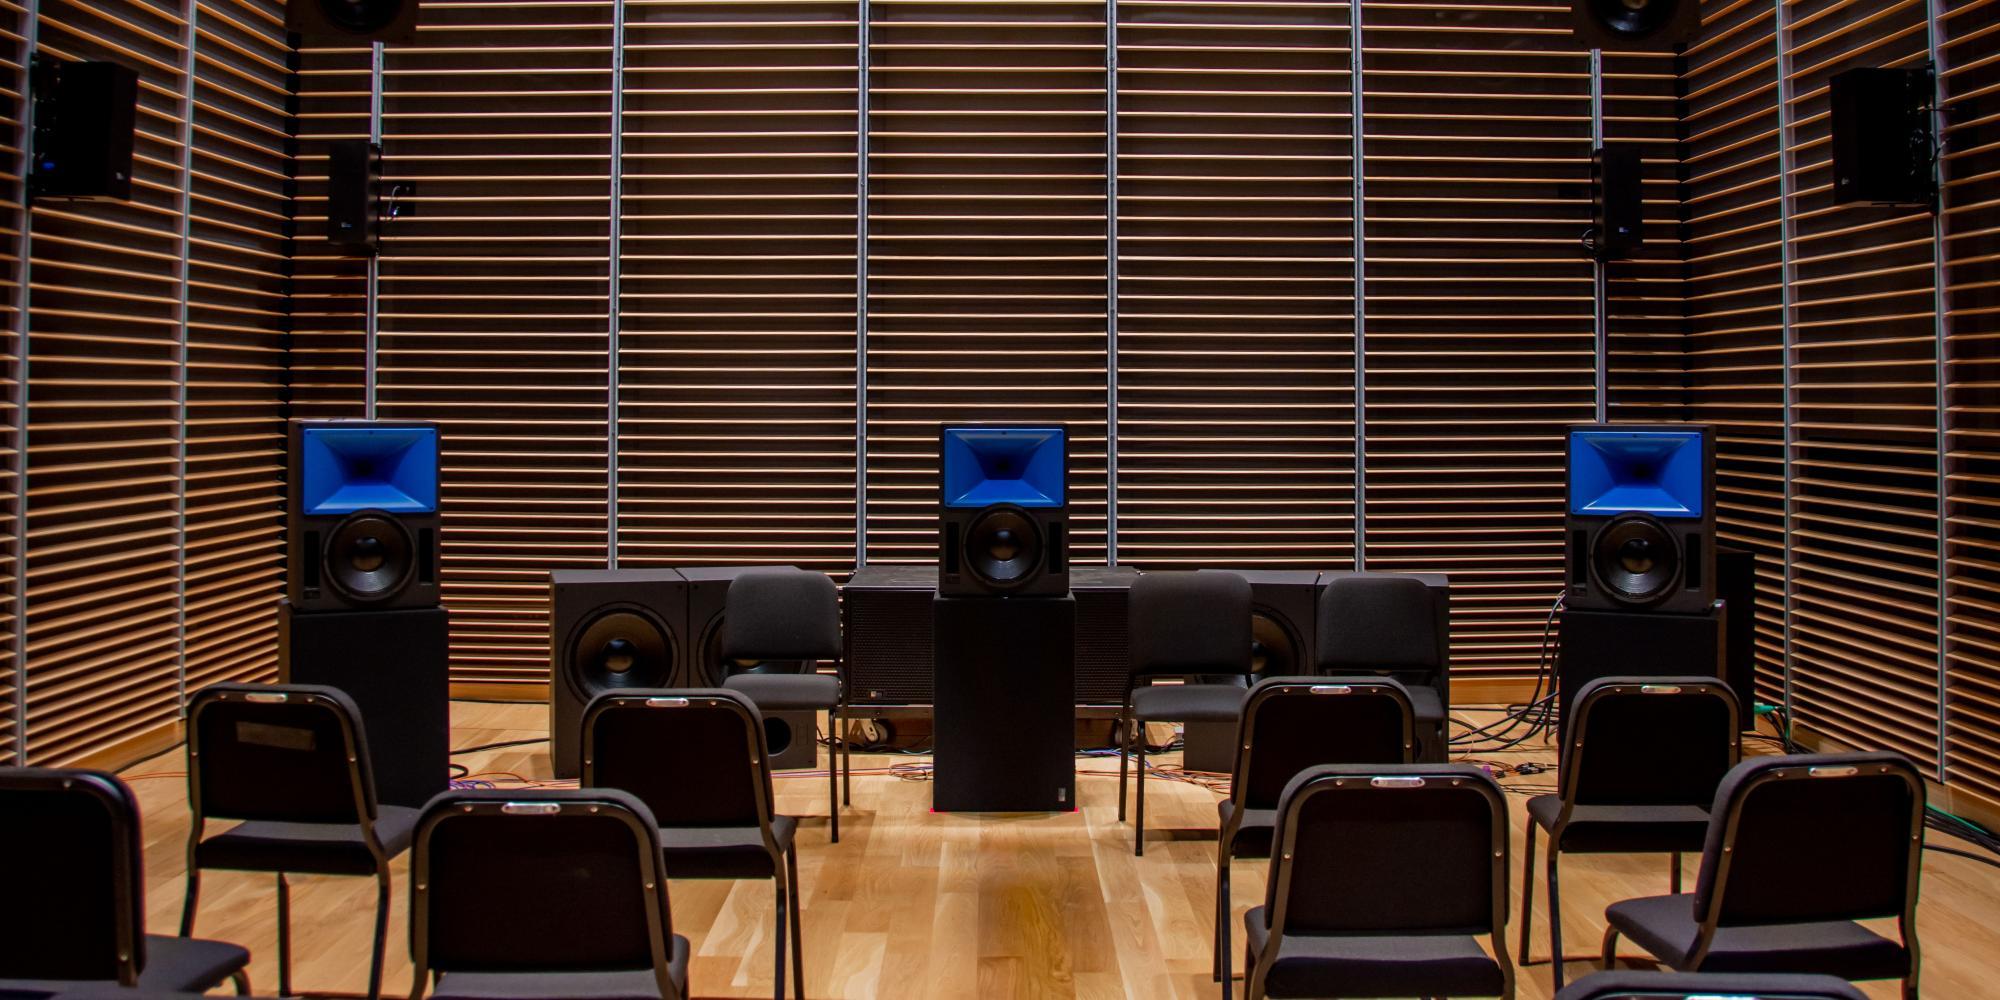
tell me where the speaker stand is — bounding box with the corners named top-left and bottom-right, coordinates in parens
top-left (933, 594), bottom-right (1075, 812)
top-left (279, 600), bottom-right (450, 808)
top-left (1557, 602), bottom-right (1724, 744)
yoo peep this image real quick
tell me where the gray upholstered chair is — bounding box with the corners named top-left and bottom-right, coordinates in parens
top-left (718, 566), bottom-right (850, 842)
top-left (1316, 572), bottom-right (1452, 761)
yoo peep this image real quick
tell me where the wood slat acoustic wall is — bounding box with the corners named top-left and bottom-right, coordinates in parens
top-left (1, 0), bottom-right (23, 766)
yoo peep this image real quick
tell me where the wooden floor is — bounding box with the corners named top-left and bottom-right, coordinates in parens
top-left (120, 701), bottom-right (2000, 999)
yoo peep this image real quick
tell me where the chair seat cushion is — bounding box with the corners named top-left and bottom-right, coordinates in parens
top-left (1243, 908), bottom-right (1505, 998)
top-left (1605, 893), bottom-right (1910, 981)
top-left (1217, 799), bottom-right (1277, 859)
top-left (1527, 796), bottom-right (1711, 854)
top-left (1131, 683), bottom-right (1244, 723)
top-left (0, 937), bottom-right (250, 997)
top-left (193, 804), bottom-right (418, 876)
top-left (723, 672), bottom-right (839, 712)
top-left (429, 934), bottom-right (690, 1000)
top-left (1553, 970), bottom-right (1868, 1000)
top-left (659, 815), bottom-right (798, 880)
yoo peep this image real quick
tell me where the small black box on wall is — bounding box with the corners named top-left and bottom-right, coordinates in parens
top-left (1830, 66), bottom-right (1936, 207)
top-left (30, 57), bottom-right (138, 202)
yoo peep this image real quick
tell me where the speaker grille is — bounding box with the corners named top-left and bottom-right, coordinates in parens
top-left (1074, 587), bottom-right (1130, 706)
top-left (847, 586), bottom-right (936, 705)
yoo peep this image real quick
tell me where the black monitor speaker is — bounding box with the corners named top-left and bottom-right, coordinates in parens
top-left (1593, 144), bottom-right (1645, 259)
top-left (29, 57), bottom-right (138, 202)
top-left (1570, 0), bottom-right (1699, 50)
top-left (1829, 66), bottom-right (1937, 207)
top-left (1565, 424), bottom-right (1716, 615)
top-left (287, 0), bottom-right (421, 44)
top-left (327, 139), bottom-right (382, 255)
top-left (288, 419), bottom-right (441, 613)
top-left (548, 569), bottom-right (687, 779)
top-left (938, 425), bottom-right (1069, 597)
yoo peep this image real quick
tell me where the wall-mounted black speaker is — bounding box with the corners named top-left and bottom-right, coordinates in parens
top-left (1830, 66), bottom-right (1937, 207)
top-left (1565, 424), bottom-right (1716, 615)
top-left (939, 425), bottom-right (1069, 597)
top-left (1592, 144), bottom-right (1645, 259)
top-left (286, 0), bottom-right (421, 44)
top-left (1570, 0), bottom-right (1699, 50)
top-left (548, 569), bottom-right (686, 779)
top-left (327, 139), bottom-right (382, 255)
top-left (287, 419), bottom-right (441, 613)
top-left (280, 601), bottom-right (448, 808)
top-left (29, 57), bottom-right (137, 202)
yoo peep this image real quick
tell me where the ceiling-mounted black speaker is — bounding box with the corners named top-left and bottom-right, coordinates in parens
top-left (1571, 0), bottom-right (1699, 51)
top-left (287, 0), bottom-right (421, 44)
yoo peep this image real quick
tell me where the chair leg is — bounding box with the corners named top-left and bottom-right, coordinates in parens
top-left (232, 969), bottom-right (251, 995)
top-left (1244, 938), bottom-right (1267, 1000)
top-left (1546, 840), bottom-right (1566, 990)
top-left (787, 848), bottom-right (806, 1000)
top-left (1117, 714), bottom-right (1131, 822)
top-left (828, 707), bottom-right (841, 845)
top-left (1516, 818), bottom-right (1536, 966)
top-left (840, 702), bottom-right (852, 807)
top-left (1600, 925), bottom-right (1621, 971)
top-left (1216, 851), bottom-right (1233, 1000)
top-left (370, 869), bottom-right (392, 1000)
top-left (1133, 718), bottom-right (1147, 857)
top-left (277, 873), bottom-right (293, 998)
top-left (773, 872), bottom-right (789, 1000)
top-left (1670, 850), bottom-right (1683, 895)
top-left (179, 869), bottom-right (201, 937)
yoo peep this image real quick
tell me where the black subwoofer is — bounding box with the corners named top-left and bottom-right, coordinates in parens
top-left (1203, 569), bottom-right (1319, 680)
top-left (548, 569), bottom-right (686, 779)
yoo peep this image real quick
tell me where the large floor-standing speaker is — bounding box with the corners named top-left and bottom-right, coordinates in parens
top-left (548, 569), bottom-right (686, 779)
top-left (280, 601), bottom-right (448, 808)
top-left (1566, 424), bottom-right (1716, 615)
top-left (1716, 544), bottom-right (1760, 723)
top-left (288, 419), bottom-right (441, 613)
top-left (938, 426), bottom-right (1069, 597)
top-left (1558, 604), bottom-right (1723, 742)
top-left (933, 595), bottom-right (1075, 811)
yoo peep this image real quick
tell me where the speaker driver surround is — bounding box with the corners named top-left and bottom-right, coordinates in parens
top-left (565, 607), bottom-right (675, 701)
top-left (1591, 513), bottom-right (1682, 606)
top-left (323, 511), bottom-right (415, 604)
top-left (1249, 609), bottom-right (1304, 678)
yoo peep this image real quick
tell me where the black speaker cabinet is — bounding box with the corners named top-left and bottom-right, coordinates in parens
top-left (1073, 566), bottom-right (1140, 705)
top-left (548, 569), bottom-right (687, 779)
top-left (1558, 603), bottom-right (1723, 741)
top-left (29, 57), bottom-right (138, 202)
top-left (1830, 66), bottom-right (1936, 206)
top-left (1570, 0), bottom-right (1699, 51)
top-left (327, 139), bottom-right (382, 255)
top-left (682, 565), bottom-right (801, 687)
top-left (286, 0), bottom-right (422, 44)
top-left (938, 426), bottom-right (1070, 598)
top-left (1211, 569), bottom-right (1320, 679)
top-left (1716, 544), bottom-right (1759, 723)
top-left (933, 595), bottom-right (1075, 812)
top-left (762, 709), bottom-right (820, 772)
top-left (279, 600), bottom-right (448, 808)
top-left (1566, 424), bottom-right (1716, 615)
top-left (1592, 144), bottom-right (1645, 259)
top-left (288, 419), bottom-right (441, 613)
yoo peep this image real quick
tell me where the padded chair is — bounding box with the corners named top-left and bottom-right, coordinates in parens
top-left (0, 767), bottom-right (250, 996)
top-left (1601, 751), bottom-right (1925, 998)
top-left (180, 683), bottom-right (414, 1000)
top-left (1316, 572), bottom-right (1453, 762)
top-left (1521, 676), bottom-right (1741, 989)
top-left (718, 566), bottom-right (850, 843)
top-left (408, 788), bottom-right (688, 1000)
top-left (1213, 677), bottom-right (1417, 1000)
top-left (1555, 970), bottom-right (1867, 1000)
top-left (1243, 763), bottom-right (1514, 999)
top-left (1118, 570), bottom-right (1253, 856)
top-left (583, 688), bottom-right (805, 1000)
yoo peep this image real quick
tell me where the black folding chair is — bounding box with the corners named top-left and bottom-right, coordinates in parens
top-left (1555, 969), bottom-right (1867, 1000)
top-left (1213, 677), bottom-right (1416, 1000)
top-left (1521, 676), bottom-right (1741, 989)
top-left (584, 688), bottom-right (805, 1000)
top-left (1243, 763), bottom-right (1513, 1000)
top-left (1601, 751), bottom-right (1924, 998)
top-left (408, 788), bottom-right (688, 1000)
top-left (1316, 572), bottom-right (1453, 762)
top-left (0, 767), bottom-right (250, 996)
top-left (180, 683), bottom-right (414, 1000)
top-left (1119, 570), bottom-right (1252, 856)
top-left (718, 566), bottom-right (850, 843)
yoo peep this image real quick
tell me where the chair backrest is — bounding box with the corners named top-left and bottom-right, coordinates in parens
top-left (186, 683), bottom-right (375, 825)
top-left (722, 567), bottom-right (841, 676)
top-left (0, 767), bottom-right (146, 984)
top-left (1562, 676), bottom-right (1739, 809)
top-left (1553, 970), bottom-right (1868, 1000)
top-left (1128, 570), bottom-right (1251, 680)
top-left (1231, 677), bottom-right (1415, 811)
top-left (583, 688), bottom-right (773, 831)
top-left (410, 788), bottom-right (678, 994)
top-left (1315, 573), bottom-right (1446, 690)
top-left (1263, 763), bottom-right (1508, 938)
top-left (1695, 752), bottom-right (1923, 929)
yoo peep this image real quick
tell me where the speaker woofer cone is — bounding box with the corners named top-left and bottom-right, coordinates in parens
top-left (565, 608), bottom-right (675, 699)
top-left (323, 511), bottom-right (415, 603)
top-left (1250, 610), bottom-right (1303, 678)
top-left (964, 505), bottom-right (1044, 590)
top-left (1591, 513), bottom-right (1682, 606)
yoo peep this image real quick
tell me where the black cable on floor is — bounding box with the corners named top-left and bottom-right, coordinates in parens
top-left (449, 736), bottom-right (549, 756)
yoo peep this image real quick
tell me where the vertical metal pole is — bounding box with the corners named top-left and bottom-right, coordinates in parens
top-left (1924, 0), bottom-right (1950, 781)
top-left (174, 0), bottom-right (199, 715)
top-left (1590, 47), bottom-right (1608, 424)
top-left (1104, 0), bottom-right (1118, 565)
top-left (855, 1), bottom-right (870, 567)
top-left (1772, 0), bottom-right (1798, 739)
top-left (1350, 0), bottom-right (1367, 571)
top-left (607, 0), bottom-right (625, 569)
top-left (364, 41), bottom-right (383, 419)
top-left (10, 0), bottom-right (42, 763)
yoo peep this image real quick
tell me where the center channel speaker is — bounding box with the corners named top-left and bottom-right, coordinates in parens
top-left (1570, 0), bottom-right (1698, 50)
top-left (1566, 424), bottom-right (1716, 615)
top-left (548, 569), bottom-right (686, 779)
top-left (288, 419), bottom-right (440, 613)
top-left (938, 425), bottom-right (1069, 597)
